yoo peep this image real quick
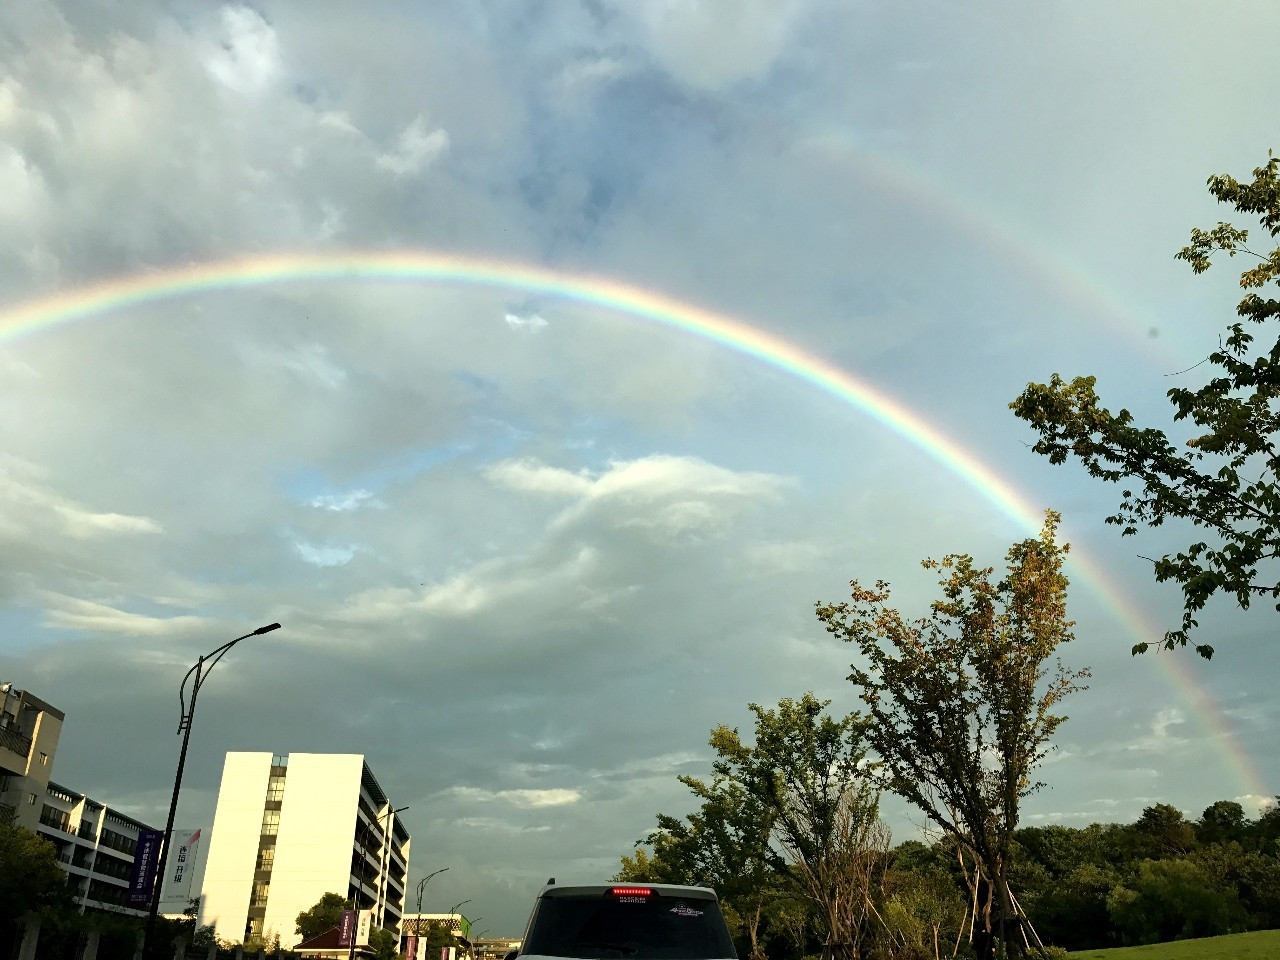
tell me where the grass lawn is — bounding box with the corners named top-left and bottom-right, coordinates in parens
top-left (1066, 929), bottom-right (1280, 960)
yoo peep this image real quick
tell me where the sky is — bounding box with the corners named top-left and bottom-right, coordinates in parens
top-left (2, 0), bottom-right (1278, 938)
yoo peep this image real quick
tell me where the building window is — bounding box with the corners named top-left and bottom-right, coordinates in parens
top-left (39, 752), bottom-right (48, 765)
top-left (261, 810), bottom-right (279, 836)
top-left (265, 775), bottom-right (285, 802)
top-left (256, 846), bottom-right (275, 870)
top-left (27, 793), bottom-right (37, 805)
top-left (251, 881), bottom-right (269, 907)
top-left (246, 917), bottom-right (264, 941)
top-left (270, 754), bottom-right (287, 768)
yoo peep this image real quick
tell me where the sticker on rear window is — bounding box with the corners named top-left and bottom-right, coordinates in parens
top-left (670, 904), bottom-right (703, 917)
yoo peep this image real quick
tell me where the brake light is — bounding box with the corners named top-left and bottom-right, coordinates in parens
top-left (610, 887), bottom-right (652, 897)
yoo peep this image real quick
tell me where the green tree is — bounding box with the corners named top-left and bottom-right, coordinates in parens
top-left (1198, 800), bottom-right (1249, 847)
top-left (1133, 804), bottom-right (1197, 859)
top-left (709, 695), bottom-right (885, 960)
top-left (1011, 154), bottom-right (1280, 658)
top-left (872, 863), bottom-right (969, 960)
top-left (408, 919), bottom-right (457, 958)
top-left (369, 926), bottom-right (398, 960)
top-left (0, 817), bottom-right (72, 927)
top-left (818, 512), bottom-right (1089, 960)
top-left (1106, 859), bottom-right (1247, 945)
top-left (296, 892), bottom-right (351, 941)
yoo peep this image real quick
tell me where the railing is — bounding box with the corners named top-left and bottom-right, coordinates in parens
top-left (40, 806), bottom-right (72, 833)
top-left (0, 725), bottom-right (32, 758)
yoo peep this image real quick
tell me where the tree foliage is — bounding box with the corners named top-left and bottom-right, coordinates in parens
top-left (0, 817), bottom-right (72, 925)
top-left (1011, 153), bottom-right (1280, 657)
top-left (296, 892), bottom-right (351, 941)
top-left (407, 919), bottom-right (458, 957)
top-left (622, 695), bottom-right (885, 960)
top-left (369, 926), bottom-right (398, 960)
top-left (817, 511), bottom-right (1088, 960)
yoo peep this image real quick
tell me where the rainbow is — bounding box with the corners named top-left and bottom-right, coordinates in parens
top-left (799, 131), bottom-right (1190, 365)
top-left (0, 250), bottom-right (1268, 799)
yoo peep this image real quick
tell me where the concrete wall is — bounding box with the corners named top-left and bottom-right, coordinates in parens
top-left (197, 753), bottom-right (273, 942)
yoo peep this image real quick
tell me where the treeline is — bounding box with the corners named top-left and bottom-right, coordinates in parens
top-left (616, 697), bottom-right (1280, 959)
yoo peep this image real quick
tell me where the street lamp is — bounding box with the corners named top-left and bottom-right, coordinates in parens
top-left (449, 900), bottom-right (472, 917)
top-left (415, 867), bottom-right (450, 935)
top-left (142, 622), bottom-right (281, 960)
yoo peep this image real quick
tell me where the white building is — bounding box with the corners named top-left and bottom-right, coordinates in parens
top-left (35, 780), bottom-right (160, 917)
top-left (197, 753), bottom-right (411, 948)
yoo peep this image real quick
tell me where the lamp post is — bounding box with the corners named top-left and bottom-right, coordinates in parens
top-left (415, 867), bottom-right (450, 935)
top-left (141, 622), bottom-right (281, 960)
top-left (351, 805), bottom-right (408, 960)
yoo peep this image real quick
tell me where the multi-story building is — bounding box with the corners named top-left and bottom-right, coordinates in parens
top-left (197, 753), bottom-right (411, 948)
top-left (35, 780), bottom-right (159, 917)
top-left (0, 682), bottom-right (64, 830)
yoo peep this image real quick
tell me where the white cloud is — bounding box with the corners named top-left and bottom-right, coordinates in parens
top-left (40, 593), bottom-right (209, 637)
top-left (486, 460), bottom-right (593, 497)
top-left (0, 458), bottom-right (161, 539)
top-left (309, 489), bottom-right (383, 512)
top-left (203, 6), bottom-right (281, 95)
top-left (504, 311), bottom-right (549, 332)
top-left (442, 786), bottom-right (582, 808)
top-left (1235, 794), bottom-right (1277, 816)
top-left (294, 541), bottom-right (358, 567)
top-left (454, 817), bottom-right (552, 833)
top-left (376, 115), bottom-right (450, 176)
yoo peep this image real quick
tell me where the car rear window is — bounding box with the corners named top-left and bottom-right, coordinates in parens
top-left (523, 892), bottom-right (736, 959)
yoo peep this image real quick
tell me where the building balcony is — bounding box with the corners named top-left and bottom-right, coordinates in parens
top-left (0, 725), bottom-right (32, 759)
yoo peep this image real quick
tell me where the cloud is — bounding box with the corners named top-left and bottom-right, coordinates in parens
top-left (1235, 795), bottom-right (1277, 816)
top-left (503, 311), bottom-right (549, 332)
top-left (488, 455), bottom-right (789, 538)
top-left (442, 786), bottom-right (582, 808)
top-left (0, 458), bottom-right (161, 539)
top-left (39, 593), bottom-right (210, 637)
top-left (454, 817), bottom-right (552, 834)
top-left (293, 541), bottom-right (359, 567)
top-left (309, 489), bottom-right (383, 512)
top-left (376, 115), bottom-right (450, 176)
top-left (605, 0), bottom-right (806, 91)
top-left (202, 6), bottom-right (282, 95)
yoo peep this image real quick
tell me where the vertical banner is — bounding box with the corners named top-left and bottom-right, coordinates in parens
top-left (405, 936), bottom-right (418, 960)
top-left (127, 829), bottom-right (164, 906)
top-left (160, 828), bottom-right (202, 907)
top-left (356, 909), bottom-right (372, 945)
top-left (339, 909), bottom-right (356, 947)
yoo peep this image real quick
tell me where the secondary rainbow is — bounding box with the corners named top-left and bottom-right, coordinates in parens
top-left (0, 250), bottom-right (1268, 799)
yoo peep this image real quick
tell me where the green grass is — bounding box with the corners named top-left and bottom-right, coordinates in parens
top-left (1066, 929), bottom-right (1280, 960)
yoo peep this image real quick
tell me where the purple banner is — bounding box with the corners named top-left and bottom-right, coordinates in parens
top-left (406, 936), bottom-right (418, 960)
top-left (338, 910), bottom-right (356, 947)
top-left (127, 829), bottom-right (164, 906)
